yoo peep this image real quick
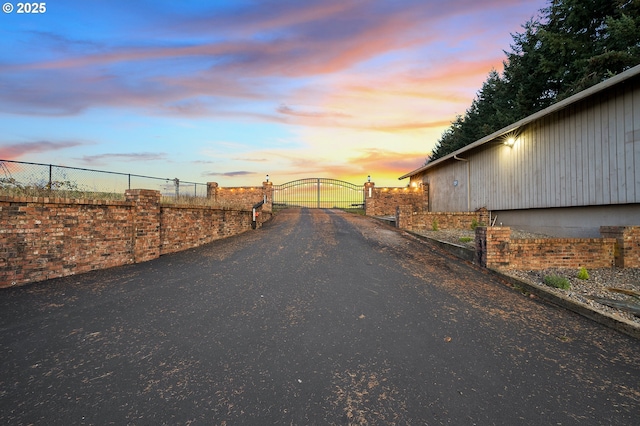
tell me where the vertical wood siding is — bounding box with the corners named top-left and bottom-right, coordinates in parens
top-left (426, 77), bottom-right (640, 212)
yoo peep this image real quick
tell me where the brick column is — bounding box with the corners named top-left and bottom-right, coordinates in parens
top-left (600, 226), bottom-right (640, 268)
top-left (207, 182), bottom-right (218, 202)
top-left (421, 182), bottom-right (429, 212)
top-left (396, 205), bottom-right (413, 229)
top-left (125, 189), bottom-right (161, 263)
top-left (475, 226), bottom-right (486, 266)
top-left (364, 181), bottom-right (375, 216)
top-left (476, 207), bottom-right (489, 226)
top-left (262, 181), bottom-right (273, 212)
top-left (476, 226), bottom-right (511, 269)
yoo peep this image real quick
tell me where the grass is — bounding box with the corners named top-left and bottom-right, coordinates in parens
top-left (543, 275), bottom-right (571, 290)
top-left (339, 208), bottom-right (366, 215)
top-left (0, 187), bottom-right (125, 201)
top-left (470, 218), bottom-right (484, 230)
top-left (459, 236), bottom-right (473, 243)
top-left (0, 178), bottom-right (125, 201)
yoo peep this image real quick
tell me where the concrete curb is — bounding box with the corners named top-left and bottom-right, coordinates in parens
top-left (406, 230), bottom-right (640, 340)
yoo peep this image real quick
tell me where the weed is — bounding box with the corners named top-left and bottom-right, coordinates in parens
top-left (431, 219), bottom-right (439, 231)
top-left (470, 218), bottom-right (486, 230)
top-left (459, 236), bottom-right (473, 243)
top-left (543, 275), bottom-right (571, 290)
top-left (577, 267), bottom-right (589, 280)
top-left (512, 283), bottom-right (531, 297)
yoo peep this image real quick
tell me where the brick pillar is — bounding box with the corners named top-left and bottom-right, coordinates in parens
top-left (476, 207), bottom-right (489, 226)
top-left (396, 205), bottom-right (413, 229)
top-left (475, 226), bottom-right (487, 266)
top-left (207, 182), bottom-right (218, 202)
top-left (476, 226), bottom-right (511, 269)
top-left (601, 226), bottom-right (640, 268)
top-left (125, 189), bottom-right (161, 263)
top-left (421, 182), bottom-right (429, 212)
top-left (364, 181), bottom-right (375, 216)
top-left (262, 181), bottom-right (273, 212)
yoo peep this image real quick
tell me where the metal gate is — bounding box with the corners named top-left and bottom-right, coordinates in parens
top-left (272, 178), bottom-right (364, 209)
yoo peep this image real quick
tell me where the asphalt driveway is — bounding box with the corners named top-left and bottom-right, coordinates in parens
top-left (1, 209), bottom-right (638, 425)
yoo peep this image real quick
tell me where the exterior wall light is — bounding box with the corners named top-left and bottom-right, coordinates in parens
top-left (504, 137), bottom-right (516, 147)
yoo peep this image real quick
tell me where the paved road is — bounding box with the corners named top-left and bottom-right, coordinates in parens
top-left (1, 209), bottom-right (639, 425)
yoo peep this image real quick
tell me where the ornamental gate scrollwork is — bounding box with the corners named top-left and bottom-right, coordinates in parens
top-left (272, 178), bottom-right (364, 209)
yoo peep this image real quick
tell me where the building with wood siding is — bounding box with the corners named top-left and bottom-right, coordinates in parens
top-left (399, 65), bottom-right (640, 237)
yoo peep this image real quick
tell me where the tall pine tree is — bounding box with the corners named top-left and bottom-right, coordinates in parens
top-left (428, 0), bottom-right (640, 162)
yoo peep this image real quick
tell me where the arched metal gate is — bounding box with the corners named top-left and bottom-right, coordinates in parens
top-left (272, 178), bottom-right (364, 209)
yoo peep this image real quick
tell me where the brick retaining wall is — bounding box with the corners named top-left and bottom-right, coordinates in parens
top-left (475, 226), bottom-right (620, 270)
top-left (159, 205), bottom-right (258, 255)
top-left (0, 196), bottom-right (135, 287)
top-left (396, 206), bottom-right (489, 231)
top-left (600, 226), bottom-right (640, 268)
top-left (0, 190), bottom-right (271, 288)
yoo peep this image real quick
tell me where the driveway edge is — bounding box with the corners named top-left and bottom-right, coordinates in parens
top-left (406, 230), bottom-right (640, 340)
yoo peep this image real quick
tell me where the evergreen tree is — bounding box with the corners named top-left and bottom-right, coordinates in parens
top-left (428, 0), bottom-right (640, 162)
top-left (429, 115), bottom-right (464, 160)
top-left (503, 19), bottom-right (554, 119)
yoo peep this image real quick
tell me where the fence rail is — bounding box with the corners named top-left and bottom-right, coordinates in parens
top-left (0, 159), bottom-right (208, 199)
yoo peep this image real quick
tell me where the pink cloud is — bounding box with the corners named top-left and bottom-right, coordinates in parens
top-left (0, 0), bottom-right (543, 123)
top-left (78, 152), bottom-right (168, 166)
top-left (204, 171), bottom-right (256, 178)
top-left (0, 141), bottom-right (86, 159)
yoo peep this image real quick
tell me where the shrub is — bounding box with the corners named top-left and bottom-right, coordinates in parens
top-left (577, 267), bottom-right (589, 280)
top-left (544, 275), bottom-right (571, 290)
top-left (470, 218), bottom-right (485, 230)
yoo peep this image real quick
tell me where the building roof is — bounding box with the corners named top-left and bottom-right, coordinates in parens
top-left (398, 64), bottom-right (640, 180)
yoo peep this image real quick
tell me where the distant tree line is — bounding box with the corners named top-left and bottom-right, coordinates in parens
top-left (429, 0), bottom-right (640, 161)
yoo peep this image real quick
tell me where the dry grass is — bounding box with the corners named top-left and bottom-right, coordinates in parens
top-left (0, 186), bottom-right (125, 201)
top-left (160, 195), bottom-right (256, 211)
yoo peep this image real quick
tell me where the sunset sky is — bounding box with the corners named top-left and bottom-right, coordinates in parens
top-left (0, 0), bottom-right (547, 187)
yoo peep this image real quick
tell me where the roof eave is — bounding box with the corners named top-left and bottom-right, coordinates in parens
top-left (398, 63), bottom-right (640, 180)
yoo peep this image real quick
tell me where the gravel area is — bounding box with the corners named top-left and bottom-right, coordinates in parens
top-left (415, 228), bottom-right (640, 326)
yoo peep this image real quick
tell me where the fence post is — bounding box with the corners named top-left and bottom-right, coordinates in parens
top-left (207, 182), bottom-right (218, 202)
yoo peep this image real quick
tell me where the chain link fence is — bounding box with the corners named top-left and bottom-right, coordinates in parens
top-left (0, 159), bottom-right (209, 200)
